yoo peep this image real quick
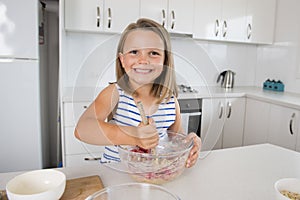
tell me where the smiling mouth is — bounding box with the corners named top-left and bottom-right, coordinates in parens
top-left (134, 68), bottom-right (153, 74)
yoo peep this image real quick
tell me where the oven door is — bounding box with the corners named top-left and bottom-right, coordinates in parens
top-left (181, 112), bottom-right (202, 137)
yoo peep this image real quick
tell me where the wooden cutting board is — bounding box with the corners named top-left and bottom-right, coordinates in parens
top-left (1, 175), bottom-right (104, 200)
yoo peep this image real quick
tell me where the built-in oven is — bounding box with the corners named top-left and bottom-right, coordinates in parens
top-left (178, 98), bottom-right (202, 137)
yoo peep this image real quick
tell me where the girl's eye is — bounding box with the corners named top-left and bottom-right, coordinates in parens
top-left (128, 50), bottom-right (138, 55)
top-left (150, 51), bottom-right (160, 56)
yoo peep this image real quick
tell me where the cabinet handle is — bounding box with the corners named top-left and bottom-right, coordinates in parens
top-left (96, 6), bottom-right (100, 27)
top-left (226, 102), bottom-right (232, 118)
top-left (170, 10), bottom-right (175, 29)
top-left (218, 103), bottom-right (224, 119)
top-left (83, 105), bottom-right (88, 109)
top-left (107, 8), bottom-right (112, 28)
top-left (289, 113), bottom-right (296, 135)
top-left (84, 157), bottom-right (101, 161)
top-left (222, 20), bottom-right (227, 37)
top-left (215, 19), bottom-right (219, 36)
top-left (247, 23), bottom-right (252, 39)
top-left (162, 9), bottom-right (166, 27)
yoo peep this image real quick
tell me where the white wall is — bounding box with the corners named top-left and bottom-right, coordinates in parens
top-left (255, 0), bottom-right (300, 93)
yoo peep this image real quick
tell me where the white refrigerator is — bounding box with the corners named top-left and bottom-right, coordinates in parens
top-left (0, 0), bottom-right (45, 172)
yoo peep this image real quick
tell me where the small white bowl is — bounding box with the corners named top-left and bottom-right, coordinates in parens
top-left (6, 169), bottom-right (66, 200)
top-left (274, 178), bottom-right (300, 200)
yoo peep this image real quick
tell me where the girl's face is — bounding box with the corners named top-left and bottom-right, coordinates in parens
top-left (119, 30), bottom-right (165, 87)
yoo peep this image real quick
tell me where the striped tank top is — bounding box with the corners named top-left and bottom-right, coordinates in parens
top-left (100, 85), bottom-right (176, 163)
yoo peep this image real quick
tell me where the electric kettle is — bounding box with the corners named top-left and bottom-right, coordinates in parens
top-left (217, 70), bottom-right (235, 88)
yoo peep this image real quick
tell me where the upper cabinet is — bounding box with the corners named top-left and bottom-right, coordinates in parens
top-left (64, 0), bottom-right (277, 44)
top-left (140, 0), bottom-right (194, 34)
top-left (193, 0), bottom-right (277, 44)
top-left (64, 0), bottom-right (140, 33)
top-left (245, 0), bottom-right (276, 44)
top-left (193, 0), bottom-right (247, 42)
top-left (0, 0), bottom-right (38, 59)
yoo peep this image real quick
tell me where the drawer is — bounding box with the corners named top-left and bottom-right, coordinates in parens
top-left (64, 127), bottom-right (104, 155)
top-left (63, 102), bottom-right (89, 127)
top-left (65, 153), bottom-right (103, 167)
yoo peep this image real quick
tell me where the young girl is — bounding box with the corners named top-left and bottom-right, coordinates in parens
top-left (75, 18), bottom-right (201, 168)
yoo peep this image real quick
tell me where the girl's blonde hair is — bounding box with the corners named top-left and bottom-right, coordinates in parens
top-left (116, 18), bottom-right (178, 103)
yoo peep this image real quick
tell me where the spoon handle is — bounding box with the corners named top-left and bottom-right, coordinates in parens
top-left (136, 101), bottom-right (148, 125)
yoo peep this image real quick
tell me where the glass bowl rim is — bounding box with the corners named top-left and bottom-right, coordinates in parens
top-left (85, 182), bottom-right (181, 200)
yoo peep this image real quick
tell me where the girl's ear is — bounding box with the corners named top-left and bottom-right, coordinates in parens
top-left (118, 53), bottom-right (125, 68)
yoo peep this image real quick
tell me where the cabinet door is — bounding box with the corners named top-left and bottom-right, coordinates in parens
top-left (245, 0), bottom-right (276, 44)
top-left (201, 98), bottom-right (226, 151)
top-left (222, 98), bottom-right (245, 148)
top-left (65, 0), bottom-right (104, 32)
top-left (243, 98), bottom-right (270, 145)
top-left (168, 0), bottom-right (194, 34)
top-left (268, 105), bottom-right (299, 150)
top-left (140, 0), bottom-right (168, 28)
top-left (103, 0), bottom-right (140, 33)
top-left (221, 0), bottom-right (247, 42)
top-left (193, 0), bottom-right (222, 40)
top-left (0, 0), bottom-right (38, 59)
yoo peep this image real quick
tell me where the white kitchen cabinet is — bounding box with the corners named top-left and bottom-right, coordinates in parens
top-left (0, 0), bottom-right (38, 59)
top-left (243, 98), bottom-right (270, 146)
top-left (244, 98), bottom-right (300, 151)
top-left (268, 104), bottom-right (299, 151)
top-left (201, 97), bottom-right (245, 151)
top-left (193, 0), bottom-right (276, 44)
top-left (140, 0), bottom-right (194, 34)
top-left (297, 119), bottom-right (300, 152)
top-left (62, 102), bottom-right (104, 167)
top-left (64, 0), bottom-right (140, 33)
top-left (245, 0), bottom-right (276, 44)
top-left (193, 0), bottom-right (246, 42)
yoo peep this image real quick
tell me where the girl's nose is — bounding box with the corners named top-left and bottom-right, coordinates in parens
top-left (138, 52), bottom-right (149, 64)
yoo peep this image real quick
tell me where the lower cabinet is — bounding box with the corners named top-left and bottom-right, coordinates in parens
top-left (268, 104), bottom-right (299, 150)
top-left (243, 98), bottom-right (300, 151)
top-left (62, 102), bottom-right (104, 167)
top-left (243, 98), bottom-right (270, 145)
top-left (201, 97), bottom-right (245, 151)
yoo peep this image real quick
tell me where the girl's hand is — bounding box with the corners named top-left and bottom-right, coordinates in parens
top-left (134, 118), bottom-right (159, 149)
top-left (185, 132), bottom-right (201, 168)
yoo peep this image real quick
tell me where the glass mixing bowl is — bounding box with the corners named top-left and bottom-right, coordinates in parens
top-left (118, 131), bottom-right (193, 184)
top-left (85, 182), bottom-right (181, 200)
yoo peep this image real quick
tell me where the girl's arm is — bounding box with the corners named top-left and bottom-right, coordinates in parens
top-left (74, 84), bottom-right (158, 149)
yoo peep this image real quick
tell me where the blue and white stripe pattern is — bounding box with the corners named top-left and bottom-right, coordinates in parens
top-left (100, 85), bottom-right (176, 163)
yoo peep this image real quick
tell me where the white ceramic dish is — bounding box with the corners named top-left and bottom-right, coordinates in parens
top-left (274, 178), bottom-right (300, 200)
top-left (6, 169), bottom-right (66, 200)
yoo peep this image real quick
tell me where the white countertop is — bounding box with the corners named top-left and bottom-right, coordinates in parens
top-left (1, 144), bottom-right (300, 200)
top-left (61, 86), bottom-right (300, 109)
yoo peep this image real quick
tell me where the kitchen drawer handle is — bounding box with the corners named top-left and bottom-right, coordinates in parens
top-left (96, 6), bottom-right (100, 27)
top-left (215, 19), bottom-right (219, 36)
top-left (247, 23), bottom-right (252, 39)
top-left (170, 10), bottom-right (175, 29)
top-left (107, 8), bottom-right (112, 28)
top-left (289, 113), bottom-right (295, 135)
top-left (84, 157), bottom-right (101, 161)
top-left (226, 102), bottom-right (232, 118)
top-left (219, 104), bottom-right (224, 119)
top-left (222, 20), bottom-right (227, 37)
top-left (162, 9), bottom-right (166, 27)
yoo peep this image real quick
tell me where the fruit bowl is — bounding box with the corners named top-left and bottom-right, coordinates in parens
top-left (85, 182), bottom-right (180, 200)
top-left (118, 131), bottom-right (193, 184)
